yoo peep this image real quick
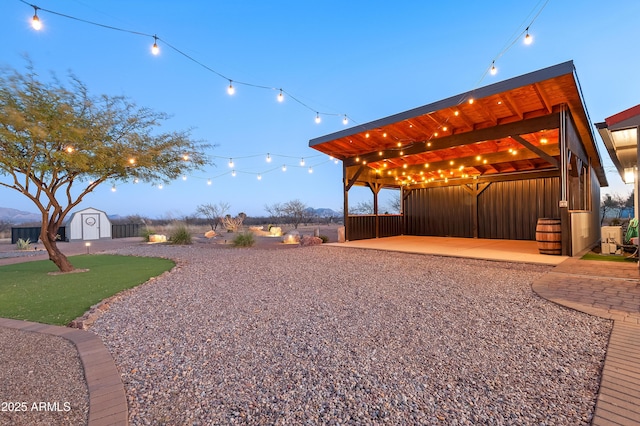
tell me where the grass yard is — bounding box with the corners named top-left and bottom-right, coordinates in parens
top-left (581, 252), bottom-right (638, 262)
top-left (0, 254), bottom-right (174, 325)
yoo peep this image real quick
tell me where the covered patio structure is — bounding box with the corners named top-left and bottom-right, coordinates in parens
top-left (310, 61), bottom-right (608, 256)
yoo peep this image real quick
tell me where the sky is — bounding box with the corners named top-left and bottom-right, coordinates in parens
top-left (1, 0), bottom-right (639, 219)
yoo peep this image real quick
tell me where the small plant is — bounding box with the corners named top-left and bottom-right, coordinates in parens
top-left (16, 238), bottom-right (32, 250)
top-left (140, 227), bottom-right (155, 242)
top-left (318, 235), bottom-right (329, 243)
top-left (169, 222), bottom-right (192, 245)
top-left (232, 232), bottom-right (255, 247)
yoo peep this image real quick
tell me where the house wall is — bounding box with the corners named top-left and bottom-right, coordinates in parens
top-left (570, 167), bottom-right (601, 254)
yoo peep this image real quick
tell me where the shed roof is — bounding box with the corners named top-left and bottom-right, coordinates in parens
top-left (596, 104), bottom-right (640, 184)
top-left (310, 61), bottom-right (607, 187)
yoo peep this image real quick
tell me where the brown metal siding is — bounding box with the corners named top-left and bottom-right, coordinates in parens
top-left (403, 177), bottom-right (560, 240)
top-left (478, 177), bottom-right (560, 240)
top-left (405, 186), bottom-right (474, 237)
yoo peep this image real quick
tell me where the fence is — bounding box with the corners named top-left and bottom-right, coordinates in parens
top-left (11, 223), bottom-right (141, 243)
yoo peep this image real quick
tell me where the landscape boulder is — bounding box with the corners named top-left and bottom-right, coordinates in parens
top-left (282, 230), bottom-right (300, 244)
top-left (300, 235), bottom-right (323, 246)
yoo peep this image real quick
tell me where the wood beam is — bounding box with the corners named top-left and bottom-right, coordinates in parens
top-left (511, 134), bottom-right (559, 168)
top-left (343, 113), bottom-right (560, 166)
top-left (345, 164), bottom-right (366, 191)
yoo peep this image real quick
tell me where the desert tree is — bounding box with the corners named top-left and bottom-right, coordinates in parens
top-left (0, 63), bottom-right (211, 272)
top-left (196, 201), bottom-right (230, 230)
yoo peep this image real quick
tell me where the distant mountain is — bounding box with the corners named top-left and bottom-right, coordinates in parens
top-left (0, 207), bottom-right (41, 224)
top-left (305, 207), bottom-right (340, 217)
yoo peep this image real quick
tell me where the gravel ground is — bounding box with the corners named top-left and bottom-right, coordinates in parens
top-left (90, 245), bottom-right (611, 425)
top-left (0, 328), bottom-right (88, 426)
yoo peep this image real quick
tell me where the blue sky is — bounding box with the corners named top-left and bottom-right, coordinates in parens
top-left (1, 0), bottom-right (639, 218)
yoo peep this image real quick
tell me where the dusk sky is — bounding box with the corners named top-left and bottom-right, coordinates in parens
top-left (1, 0), bottom-right (639, 219)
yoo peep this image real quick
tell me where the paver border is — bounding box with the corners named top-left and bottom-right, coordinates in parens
top-left (0, 317), bottom-right (128, 426)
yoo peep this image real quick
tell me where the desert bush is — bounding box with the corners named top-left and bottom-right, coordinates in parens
top-left (232, 232), bottom-right (255, 247)
top-left (169, 222), bottom-right (192, 245)
top-left (15, 238), bottom-right (32, 250)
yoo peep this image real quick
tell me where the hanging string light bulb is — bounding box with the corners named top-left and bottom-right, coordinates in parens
top-left (315, 112), bottom-right (321, 124)
top-left (257, 174), bottom-right (262, 180)
top-left (308, 167), bottom-right (313, 174)
top-left (158, 184), bottom-right (163, 189)
top-left (342, 115), bottom-right (348, 125)
top-left (300, 158), bottom-right (305, 166)
top-left (151, 35), bottom-right (159, 55)
top-left (277, 89), bottom-right (284, 102)
top-left (207, 179), bottom-right (212, 185)
top-left (228, 158), bottom-right (234, 167)
top-left (266, 153), bottom-right (271, 162)
top-left (182, 175), bottom-right (187, 181)
top-left (490, 61), bottom-right (497, 75)
top-left (227, 80), bottom-right (235, 95)
top-left (282, 164), bottom-right (287, 172)
top-left (524, 27), bottom-right (533, 45)
top-left (111, 184), bottom-right (116, 192)
top-left (31, 6), bottom-right (42, 30)
top-left (231, 169), bottom-right (236, 177)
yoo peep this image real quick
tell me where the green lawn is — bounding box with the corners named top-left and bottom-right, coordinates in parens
top-left (0, 254), bottom-right (174, 325)
top-left (580, 252), bottom-right (638, 262)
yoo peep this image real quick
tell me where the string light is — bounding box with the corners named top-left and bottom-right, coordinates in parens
top-left (133, 178), bottom-right (139, 184)
top-left (31, 6), bottom-right (42, 30)
top-left (308, 167), bottom-right (313, 174)
top-left (207, 179), bottom-right (212, 185)
top-left (182, 175), bottom-right (187, 180)
top-left (524, 27), bottom-right (533, 45)
top-left (277, 89), bottom-right (284, 102)
top-left (342, 115), bottom-right (348, 125)
top-left (490, 61), bottom-right (497, 75)
top-left (315, 112), bottom-right (321, 124)
top-left (151, 35), bottom-right (159, 55)
top-left (257, 174), bottom-right (262, 180)
top-left (228, 158), bottom-right (234, 167)
top-left (300, 158), bottom-right (305, 166)
top-left (266, 153), bottom-right (271, 162)
top-left (231, 169), bottom-right (236, 177)
top-left (282, 164), bottom-right (287, 172)
top-left (158, 184), bottom-right (163, 189)
top-left (111, 184), bottom-right (116, 192)
top-left (227, 80), bottom-right (235, 95)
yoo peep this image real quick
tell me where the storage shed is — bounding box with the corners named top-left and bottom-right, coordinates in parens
top-left (66, 207), bottom-right (112, 241)
top-left (309, 61), bottom-right (608, 256)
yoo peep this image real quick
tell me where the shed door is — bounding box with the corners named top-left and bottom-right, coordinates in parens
top-left (82, 213), bottom-right (100, 240)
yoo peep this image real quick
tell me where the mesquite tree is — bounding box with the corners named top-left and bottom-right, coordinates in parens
top-left (0, 64), bottom-right (211, 272)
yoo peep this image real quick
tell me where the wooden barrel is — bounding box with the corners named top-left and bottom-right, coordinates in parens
top-left (536, 218), bottom-right (562, 255)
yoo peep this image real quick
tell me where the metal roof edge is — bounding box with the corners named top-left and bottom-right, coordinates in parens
top-left (309, 61), bottom-right (576, 147)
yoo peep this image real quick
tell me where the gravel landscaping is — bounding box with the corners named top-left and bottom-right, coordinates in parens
top-left (88, 244), bottom-right (611, 425)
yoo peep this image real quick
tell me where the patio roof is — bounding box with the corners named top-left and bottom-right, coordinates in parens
top-left (596, 104), bottom-right (640, 183)
top-left (310, 61), bottom-right (607, 188)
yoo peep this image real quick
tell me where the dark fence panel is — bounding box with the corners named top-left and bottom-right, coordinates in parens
top-left (111, 223), bottom-right (141, 239)
top-left (11, 226), bottom-right (67, 244)
top-left (346, 215), bottom-right (403, 241)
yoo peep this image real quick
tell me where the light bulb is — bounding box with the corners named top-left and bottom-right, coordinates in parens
top-left (31, 9), bottom-right (42, 31)
top-left (308, 167), bottom-right (313, 174)
top-left (133, 178), bottom-right (139, 184)
top-left (182, 175), bottom-right (187, 181)
top-left (300, 158), bottom-right (305, 166)
top-left (524, 29), bottom-right (533, 45)
top-left (490, 61), bottom-right (497, 75)
top-left (282, 164), bottom-right (287, 172)
top-left (315, 113), bottom-right (321, 124)
top-left (266, 153), bottom-right (271, 162)
top-left (151, 35), bottom-right (159, 55)
top-left (257, 174), bottom-right (262, 180)
top-left (228, 158), bottom-right (234, 168)
top-left (158, 184), bottom-right (163, 189)
top-left (111, 185), bottom-right (116, 192)
top-left (207, 179), bottom-right (212, 185)
top-left (231, 170), bottom-right (236, 177)
top-left (277, 89), bottom-right (284, 102)
top-left (342, 115), bottom-right (348, 125)
top-left (227, 81), bottom-right (235, 95)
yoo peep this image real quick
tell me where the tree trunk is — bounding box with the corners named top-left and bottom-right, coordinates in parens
top-left (40, 224), bottom-right (75, 272)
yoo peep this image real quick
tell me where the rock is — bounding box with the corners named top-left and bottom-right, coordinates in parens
top-left (282, 230), bottom-right (300, 244)
top-left (300, 235), bottom-right (323, 246)
top-left (269, 226), bottom-right (282, 237)
top-left (204, 230), bottom-right (217, 239)
top-left (149, 234), bottom-right (167, 243)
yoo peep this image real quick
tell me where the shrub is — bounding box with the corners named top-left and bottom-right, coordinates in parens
top-left (16, 238), bottom-right (32, 250)
top-left (232, 232), bottom-right (255, 247)
top-left (318, 235), bottom-right (329, 243)
top-left (169, 222), bottom-right (192, 245)
top-left (140, 227), bottom-right (155, 242)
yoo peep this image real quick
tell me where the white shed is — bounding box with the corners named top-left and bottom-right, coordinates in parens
top-left (66, 207), bottom-right (112, 241)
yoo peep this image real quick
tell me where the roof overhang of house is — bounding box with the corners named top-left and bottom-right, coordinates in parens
top-left (310, 61), bottom-right (608, 188)
top-left (596, 104), bottom-right (640, 184)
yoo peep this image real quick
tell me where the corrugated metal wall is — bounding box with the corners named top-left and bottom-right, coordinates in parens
top-left (404, 177), bottom-right (560, 240)
top-left (478, 177), bottom-right (560, 240)
top-left (405, 186), bottom-right (474, 237)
